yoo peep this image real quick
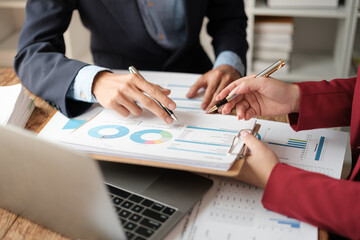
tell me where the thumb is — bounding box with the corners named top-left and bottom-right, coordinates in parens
top-left (240, 130), bottom-right (263, 151)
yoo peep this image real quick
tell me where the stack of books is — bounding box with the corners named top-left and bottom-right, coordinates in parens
top-left (0, 84), bottom-right (35, 128)
top-left (253, 16), bottom-right (294, 75)
top-left (266, 0), bottom-right (339, 8)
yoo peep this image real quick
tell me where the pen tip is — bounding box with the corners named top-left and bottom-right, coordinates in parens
top-left (207, 106), bottom-right (218, 114)
top-left (172, 114), bottom-right (179, 123)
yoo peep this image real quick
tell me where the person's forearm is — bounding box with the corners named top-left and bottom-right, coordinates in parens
top-left (263, 163), bottom-right (360, 239)
top-left (66, 65), bottom-right (111, 103)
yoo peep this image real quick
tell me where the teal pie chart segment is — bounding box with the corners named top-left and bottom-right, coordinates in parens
top-left (130, 129), bottom-right (172, 144)
top-left (88, 125), bottom-right (129, 139)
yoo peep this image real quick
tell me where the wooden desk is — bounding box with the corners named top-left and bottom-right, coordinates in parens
top-left (0, 68), bottom-right (328, 240)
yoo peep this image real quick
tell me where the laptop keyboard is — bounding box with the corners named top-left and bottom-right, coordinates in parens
top-left (106, 184), bottom-right (177, 240)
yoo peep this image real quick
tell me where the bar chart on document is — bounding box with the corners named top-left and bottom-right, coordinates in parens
top-left (165, 119), bottom-right (348, 240)
top-left (256, 119), bottom-right (347, 178)
top-left (172, 177), bottom-right (317, 240)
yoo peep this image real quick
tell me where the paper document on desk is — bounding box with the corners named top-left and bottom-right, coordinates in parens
top-left (165, 175), bottom-right (317, 240)
top-left (165, 120), bottom-right (348, 240)
top-left (61, 109), bottom-right (256, 171)
top-left (0, 84), bottom-right (35, 128)
top-left (257, 119), bottom-right (348, 179)
top-left (114, 70), bottom-right (205, 113)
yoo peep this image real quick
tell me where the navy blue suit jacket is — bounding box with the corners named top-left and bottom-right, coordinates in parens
top-left (15, 0), bottom-right (248, 117)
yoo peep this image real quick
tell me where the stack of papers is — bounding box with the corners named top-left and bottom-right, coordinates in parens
top-left (60, 109), bottom-right (256, 171)
top-left (0, 84), bottom-right (35, 128)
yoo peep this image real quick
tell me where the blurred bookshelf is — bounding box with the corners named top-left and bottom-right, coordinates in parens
top-left (245, 0), bottom-right (360, 82)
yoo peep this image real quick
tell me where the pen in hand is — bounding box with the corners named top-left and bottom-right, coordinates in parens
top-left (207, 59), bottom-right (285, 114)
top-left (128, 66), bottom-right (179, 122)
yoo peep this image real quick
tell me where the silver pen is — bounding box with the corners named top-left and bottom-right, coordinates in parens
top-left (207, 59), bottom-right (285, 113)
top-left (128, 66), bottom-right (179, 122)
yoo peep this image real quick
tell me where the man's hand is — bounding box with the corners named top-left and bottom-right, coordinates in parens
top-left (92, 71), bottom-right (176, 124)
top-left (186, 65), bottom-right (241, 112)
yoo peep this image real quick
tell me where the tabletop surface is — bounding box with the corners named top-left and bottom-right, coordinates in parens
top-left (0, 68), bottom-right (327, 240)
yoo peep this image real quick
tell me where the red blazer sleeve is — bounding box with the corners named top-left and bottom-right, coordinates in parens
top-left (262, 72), bottom-right (360, 239)
top-left (262, 163), bottom-right (360, 239)
top-left (288, 77), bottom-right (355, 131)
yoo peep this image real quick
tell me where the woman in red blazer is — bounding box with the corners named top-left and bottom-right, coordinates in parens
top-left (216, 65), bottom-right (360, 239)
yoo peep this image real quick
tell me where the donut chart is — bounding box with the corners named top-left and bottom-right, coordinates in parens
top-left (88, 125), bottom-right (129, 139)
top-left (130, 129), bottom-right (172, 144)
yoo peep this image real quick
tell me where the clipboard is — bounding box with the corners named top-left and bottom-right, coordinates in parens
top-left (90, 123), bottom-right (261, 177)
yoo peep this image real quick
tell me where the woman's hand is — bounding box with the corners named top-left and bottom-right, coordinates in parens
top-left (235, 130), bottom-right (279, 189)
top-left (216, 75), bottom-right (300, 120)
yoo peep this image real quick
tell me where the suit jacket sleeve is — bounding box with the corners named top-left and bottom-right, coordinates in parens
top-left (14, 0), bottom-right (91, 117)
top-left (206, 0), bottom-right (248, 71)
top-left (263, 163), bottom-right (360, 239)
top-left (262, 77), bottom-right (360, 239)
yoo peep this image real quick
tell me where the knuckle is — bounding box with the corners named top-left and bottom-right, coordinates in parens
top-left (141, 97), bottom-right (153, 107)
top-left (119, 82), bottom-right (131, 92)
top-left (147, 87), bottom-right (158, 96)
top-left (108, 98), bottom-right (119, 108)
top-left (132, 107), bottom-right (142, 116)
top-left (214, 69), bottom-right (223, 77)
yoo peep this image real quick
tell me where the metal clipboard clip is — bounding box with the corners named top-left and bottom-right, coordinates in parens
top-left (228, 122), bottom-right (261, 159)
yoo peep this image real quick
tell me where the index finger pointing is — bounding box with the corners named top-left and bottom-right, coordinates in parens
top-left (140, 80), bottom-right (177, 111)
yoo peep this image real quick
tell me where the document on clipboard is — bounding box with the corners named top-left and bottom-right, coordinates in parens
top-left (60, 109), bottom-right (259, 173)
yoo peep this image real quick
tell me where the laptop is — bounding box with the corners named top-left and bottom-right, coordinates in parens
top-left (0, 126), bottom-right (213, 240)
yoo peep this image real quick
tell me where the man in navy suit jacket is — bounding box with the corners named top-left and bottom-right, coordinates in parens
top-left (15, 0), bottom-right (248, 124)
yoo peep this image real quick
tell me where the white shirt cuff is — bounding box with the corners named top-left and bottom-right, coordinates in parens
top-left (66, 65), bottom-right (110, 103)
top-left (213, 51), bottom-right (245, 76)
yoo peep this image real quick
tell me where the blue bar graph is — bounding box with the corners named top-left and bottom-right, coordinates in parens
top-left (268, 138), bottom-right (307, 149)
top-left (63, 119), bottom-right (86, 130)
top-left (270, 218), bottom-right (300, 228)
top-left (315, 136), bottom-right (325, 161)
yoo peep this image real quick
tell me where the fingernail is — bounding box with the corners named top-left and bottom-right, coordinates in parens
top-left (240, 130), bottom-right (249, 137)
top-left (168, 103), bottom-right (176, 111)
top-left (166, 117), bottom-right (174, 124)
